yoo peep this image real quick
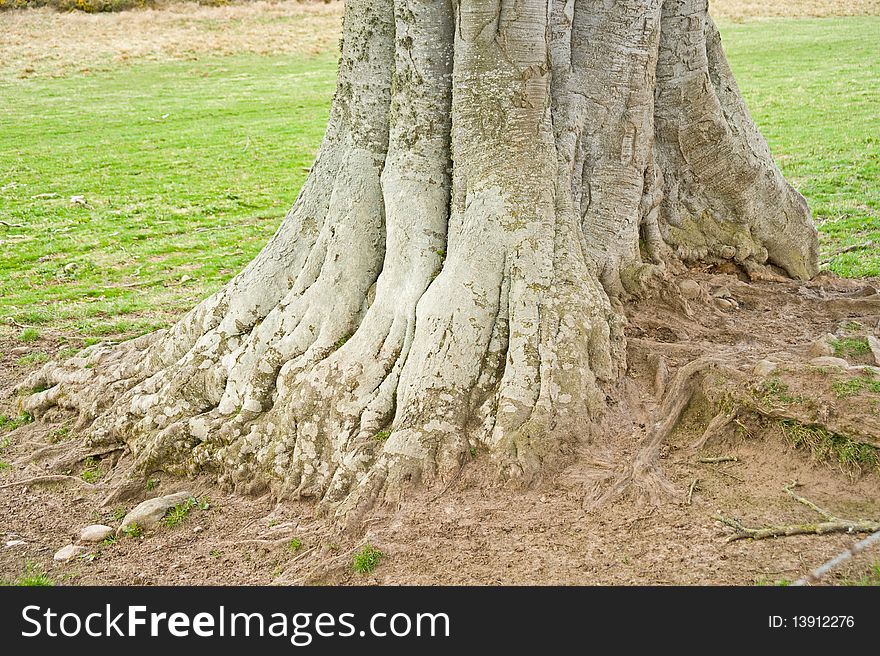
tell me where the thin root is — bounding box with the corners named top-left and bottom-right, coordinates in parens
top-left (0, 474), bottom-right (100, 490)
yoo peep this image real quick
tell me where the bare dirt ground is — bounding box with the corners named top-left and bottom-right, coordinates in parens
top-left (2, 269), bottom-right (879, 585)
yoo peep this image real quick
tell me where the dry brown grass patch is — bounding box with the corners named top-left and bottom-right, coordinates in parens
top-left (0, 0), bottom-right (343, 78)
top-left (711, 0), bottom-right (880, 21)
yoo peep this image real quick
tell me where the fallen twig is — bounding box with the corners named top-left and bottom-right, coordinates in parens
top-left (821, 241), bottom-right (874, 264)
top-left (0, 220), bottom-right (25, 228)
top-left (687, 478), bottom-right (700, 506)
top-left (699, 456), bottom-right (739, 464)
top-left (714, 484), bottom-right (880, 542)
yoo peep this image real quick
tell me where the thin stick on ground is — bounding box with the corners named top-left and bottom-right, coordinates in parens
top-left (793, 530), bottom-right (880, 586)
top-left (714, 484), bottom-right (880, 542)
top-left (687, 478), bottom-right (700, 506)
top-left (821, 241), bottom-right (874, 264)
top-left (699, 456), bottom-right (739, 464)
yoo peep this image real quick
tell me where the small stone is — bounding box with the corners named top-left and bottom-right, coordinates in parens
top-left (753, 360), bottom-right (778, 377)
top-left (714, 297), bottom-right (734, 310)
top-left (180, 274), bottom-right (192, 283)
top-left (867, 335), bottom-right (880, 367)
top-left (5, 540), bottom-right (26, 548)
top-left (711, 286), bottom-right (732, 298)
top-left (118, 491), bottom-right (193, 534)
top-left (193, 526), bottom-right (204, 534)
top-left (54, 544), bottom-right (86, 562)
top-left (679, 279), bottom-right (702, 300)
top-left (809, 356), bottom-right (851, 369)
top-left (79, 524), bottom-right (113, 543)
top-left (807, 334), bottom-right (836, 358)
top-left (10, 346), bottom-right (30, 355)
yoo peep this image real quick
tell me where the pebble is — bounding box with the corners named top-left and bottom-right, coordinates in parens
top-left (753, 360), bottom-right (778, 377)
top-left (5, 540), bottom-right (26, 548)
top-left (79, 524), bottom-right (114, 543)
top-left (868, 335), bottom-right (880, 367)
top-left (807, 334), bottom-right (836, 358)
top-left (118, 491), bottom-right (193, 534)
top-left (54, 544), bottom-right (87, 562)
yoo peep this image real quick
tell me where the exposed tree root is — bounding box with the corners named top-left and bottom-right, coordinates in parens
top-left (690, 407), bottom-right (738, 451)
top-left (7, 0), bottom-right (824, 525)
top-left (0, 474), bottom-right (100, 490)
top-left (586, 358), bottom-right (729, 510)
top-left (715, 485), bottom-right (880, 542)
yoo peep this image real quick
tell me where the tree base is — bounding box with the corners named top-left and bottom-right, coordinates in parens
top-left (10, 1), bottom-right (827, 524)
top-left (9, 268), bottom-right (878, 530)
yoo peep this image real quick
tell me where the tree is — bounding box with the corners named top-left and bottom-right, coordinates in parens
top-left (17, 0), bottom-right (818, 521)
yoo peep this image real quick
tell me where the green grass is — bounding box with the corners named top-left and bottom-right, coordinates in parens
top-left (0, 412), bottom-right (34, 432)
top-left (9, 562), bottom-right (53, 587)
top-left (353, 544), bottom-right (383, 574)
top-left (80, 456), bottom-right (102, 483)
top-left (121, 522), bottom-right (143, 538)
top-left (162, 495), bottom-right (209, 528)
top-left (1, 52), bottom-right (336, 341)
top-left (15, 351), bottom-right (49, 366)
top-left (163, 497), bottom-right (196, 528)
top-left (0, 19), bottom-right (876, 345)
top-left (779, 419), bottom-right (879, 474)
top-left (757, 377), bottom-right (804, 406)
top-left (17, 327), bottom-right (40, 342)
top-left (720, 18), bottom-right (880, 278)
top-left (108, 507), bottom-right (127, 523)
top-left (830, 337), bottom-right (871, 359)
top-left (754, 577), bottom-right (792, 587)
top-left (831, 374), bottom-right (880, 398)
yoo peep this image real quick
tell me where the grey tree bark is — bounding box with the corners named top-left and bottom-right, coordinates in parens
top-left (16, 0), bottom-right (818, 520)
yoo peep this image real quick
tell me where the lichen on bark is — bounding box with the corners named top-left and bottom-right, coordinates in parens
top-left (14, 0), bottom-right (819, 520)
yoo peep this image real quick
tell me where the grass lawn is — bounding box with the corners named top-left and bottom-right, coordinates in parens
top-left (1, 52), bottom-right (337, 344)
top-left (721, 17), bottom-right (880, 279)
top-left (0, 15), bottom-right (877, 347)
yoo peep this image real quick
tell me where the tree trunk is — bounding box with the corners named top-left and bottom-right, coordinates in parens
top-left (16, 0), bottom-right (818, 520)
